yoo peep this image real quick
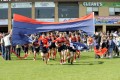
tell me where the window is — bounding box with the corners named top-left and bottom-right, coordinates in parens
top-left (12, 8), bottom-right (31, 18)
top-left (0, 3), bottom-right (8, 19)
top-left (87, 7), bottom-right (99, 16)
top-left (35, 7), bottom-right (54, 18)
top-left (0, 9), bottom-right (8, 19)
top-left (35, 2), bottom-right (55, 19)
top-left (0, 3), bottom-right (8, 25)
top-left (11, 3), bottom-right (32, 18)
top-left (109, 7), bottom-right (114, 15)
top-left (58, 2), bottom-right (79, 18)
top-left (109, 7), bottom-right (120, 16)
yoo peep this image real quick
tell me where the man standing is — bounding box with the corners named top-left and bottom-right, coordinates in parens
top-left (1, 34), bottom-right (5, 59)
top-left (94, 32), bottom-right (101, 59)
top-left (108, 36), bottom-right (115, 58)
top-left (4, 33), bottom-right (12, 60)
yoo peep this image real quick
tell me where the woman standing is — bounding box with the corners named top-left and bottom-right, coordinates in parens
top-left (16, 45), bottom-right (21, 57)
top-left (68, 33), bottom-right (76, 64)
top-left (49, 32), bottom-right (56, 60)
top-left (108, 36), bottom-right (115, 58)
top-left (33, 35), bottom-right (40, 61)
top-left (39, 34), bottom-right (49, 64)
top-left (55, 33), bottom-right (66, 64)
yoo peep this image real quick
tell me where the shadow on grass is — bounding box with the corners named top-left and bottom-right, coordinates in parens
top-left (99, 56), bottom-right (120, 59)
top-left (48, 61), bottom-right (104, 66)
top-left (113, 56), bottom-right (120, 59)
top-left (12, 58), bottom-right (42, 61)
top-left (81, 56), bottom-right (93, 60)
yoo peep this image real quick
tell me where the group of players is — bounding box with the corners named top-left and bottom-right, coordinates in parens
top-left (25, 31), bottom-right (84, 64)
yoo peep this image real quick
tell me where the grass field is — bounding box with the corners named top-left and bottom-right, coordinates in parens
top-left (0, 51), bottom-right (120, 80)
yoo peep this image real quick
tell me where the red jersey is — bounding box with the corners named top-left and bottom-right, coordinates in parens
top-left (88, 37), bottom-right (93, 44)
top-left (49, 35), bottom-right (56, 42)
top-left (71, 36), bottom-right (77, 42)
top-left (55, 37), bottom-right (66, 47)
top-left (38, 36), bottom-right (42, 41)
top-left (38, 36), bottom-right (49, 48)
top-left (33, 41), bottom-right (39, 47)
top-left (77, 36), bottom-right (81, 42)
top-left (66, 39), bottom-right (70, 46)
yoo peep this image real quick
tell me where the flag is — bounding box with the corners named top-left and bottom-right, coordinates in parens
top-left (70, 42), bottom-right (89, 51)
top-left (94, 47), bottom-right (108, 56)
top-left (12, 13), bottom-right (95, 45)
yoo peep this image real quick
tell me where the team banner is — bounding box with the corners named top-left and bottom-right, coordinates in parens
top-left (12, 13), bottom-right (95, 45)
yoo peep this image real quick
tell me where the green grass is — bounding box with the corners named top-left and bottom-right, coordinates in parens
top-left (0, 51), bottom-right (120, 80)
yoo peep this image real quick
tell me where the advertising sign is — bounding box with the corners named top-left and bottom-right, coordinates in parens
top-left (95, 16), bottom-right (120, 24)
top-left (0, 19), bottom-right (8, 25)
top-left (35, 2), bottom-right (55, 7)
top-left (0, 3), bottom-right (8, 8)
top-left (83, 2), bottom-right (120, 7)
top-left (103, 2), bottom-right (120, 7)
top-left (11, 2), bottom-right (32, 8)
top-left (83, 2), bottom-right (102, 7)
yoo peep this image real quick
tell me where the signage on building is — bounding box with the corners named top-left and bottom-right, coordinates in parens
top-left (59, 18), bottom-right (76, 22)
top-left (95, 16), bottom-right (120, 24)
top-left (113, 3), bottom-right (120, 7)
top-left (35, 2), bottom-right (55, 7)
top-left (83, 2), bottom-right (103, 7)
top-left (11, 2), bottom-right (32, 8)
top-left (0, 3), bottom-right (8, 8)
top-left (102, 2), bottom-right (120, 7)
top-left (0, 19), bottom-right (8, 25)
top-left (36, 18), bottom-right (54, 22)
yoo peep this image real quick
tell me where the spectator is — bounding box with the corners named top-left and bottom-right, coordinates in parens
top-left (108, 36), bottom-right (115, 58)
top-left (3, 33), bottom-right (12, 60)
top-left (94, 32), bottom-right (101, 59)
top-left (16, 45), bottom-right (21, 57)
top-left (0, 34), bottom-right (5, 59)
